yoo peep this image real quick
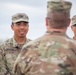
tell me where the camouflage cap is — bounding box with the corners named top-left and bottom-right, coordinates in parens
top-left (47, 0), bottom-right (72, 13)
top-left (71, 15), bottom-right (76, 26)
top-left (12, 13), bottom-right (29, 23)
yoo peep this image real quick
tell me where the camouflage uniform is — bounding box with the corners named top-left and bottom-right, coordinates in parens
top-left (0, 41), bottom-right (6, 75)
top-left (14, 31), bottom-right (76, 75)
top-left (14, 0), bottom-right (76, 75)
top-left (0, 13), bottom-right (31, 75)
top-left (1, 37), bottom-right (31, 75)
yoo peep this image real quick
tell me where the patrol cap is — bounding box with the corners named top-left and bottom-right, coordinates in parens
top-left (12, 13), bottom-right (29, 23)
top-left (71, 15), bottom-right (76, 26)
top-left (47, 0), bottom-right (72, 14)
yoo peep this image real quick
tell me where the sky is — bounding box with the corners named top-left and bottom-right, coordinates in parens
top-left (0, 0), bottom-right (76, 40)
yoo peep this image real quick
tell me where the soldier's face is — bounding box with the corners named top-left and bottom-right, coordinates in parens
top-left (11, 21), bottom-right (29, 38)
top-left (71, 25), bottom-right (76, 35)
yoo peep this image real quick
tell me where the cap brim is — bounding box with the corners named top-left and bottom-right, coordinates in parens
top-left (71, 21), bottom-right (76, 26)
top-left (12, 19), bottom-right (28, 23)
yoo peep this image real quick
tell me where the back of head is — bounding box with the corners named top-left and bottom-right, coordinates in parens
top-left (47, 0), bottom-right (72, 29)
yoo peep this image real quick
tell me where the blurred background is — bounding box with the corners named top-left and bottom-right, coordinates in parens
top-left (0, 0), bottom-right (76, 41)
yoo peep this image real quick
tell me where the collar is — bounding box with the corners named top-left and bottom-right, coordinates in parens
top-left (12, 36), bottom-right (28, 48)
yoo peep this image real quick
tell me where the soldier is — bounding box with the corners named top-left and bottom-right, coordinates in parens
top-left (71, 15), bottom-right (76, 40)
top-left (1, 13), bottom-right (31, 75)
top-left (14, 0), bottom-right (76, 75)
top-left (0, 41), bottom-right (5, 75)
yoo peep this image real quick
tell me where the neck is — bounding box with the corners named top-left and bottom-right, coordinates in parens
top-left (47, 28), bottom-right (67, 32)
top-left (14, 36), bottom-right (26, 44)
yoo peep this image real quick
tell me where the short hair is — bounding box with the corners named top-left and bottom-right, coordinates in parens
top-left (47, 11), bottom-right (70, 29)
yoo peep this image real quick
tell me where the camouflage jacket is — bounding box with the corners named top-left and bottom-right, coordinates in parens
top-left (14, 31), bottom-right (76, 75)
top-left (0, 41), bottom-right (5, 75)
top-left (0, 37), bottom-right (31, 75)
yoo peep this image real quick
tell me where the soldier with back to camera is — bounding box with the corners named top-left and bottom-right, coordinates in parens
top-left (14, 0), bottom-right (76, 75)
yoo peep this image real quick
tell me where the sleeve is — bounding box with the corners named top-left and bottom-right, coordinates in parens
top-left (0, 44), bottom-right (7, 74)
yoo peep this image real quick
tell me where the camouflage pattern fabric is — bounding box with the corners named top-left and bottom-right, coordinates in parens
top-left (0, 42), bottom-right (7, 75)
top-left (47, 0), bottom-right (72, 14)
top-left (71, 15), bottom-right (76, 26)
top-left (12, 13), bottom-right (29, 23)
top-left (0, 37), bottom-right (31, 75)
top-left (14, 31), bottom-right (76, 75)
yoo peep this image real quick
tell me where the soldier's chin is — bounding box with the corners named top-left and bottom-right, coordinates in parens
top-left (19, 35), bottom-right (25, 38)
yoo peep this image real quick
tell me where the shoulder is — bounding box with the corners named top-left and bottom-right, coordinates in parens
top-left (4, 38), bottom-right (13, 44)
top-left (2, 38), bottom-right (13, 46)
top-left (22, 37), bottom-right (43, 50)
top-left (66, 37), bottom-right (76, 46)
top-left (26, 38), bottom-right (32, 43)
top-left (27, 38), bottom-right (32, 41)
top-left (1, 38), bottom-right (14, 50)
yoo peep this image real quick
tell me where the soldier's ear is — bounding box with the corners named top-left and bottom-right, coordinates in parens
top-left (68, 19), bottom-right (71, 26)
top-left (11, 24), bottom-right (14, 30)
top-left (45, 17), bottom-right (48, 26)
